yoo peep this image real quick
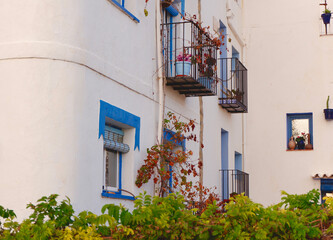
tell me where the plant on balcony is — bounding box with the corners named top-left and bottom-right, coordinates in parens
top-left (322, 8), bottom-right (332, 24)
top-left (231, 89), bottom-right (244, 101)
top-left (175, 52), bottom-right (192, 77)
top-left (170, 14), bottom-right (222, 81)
top-left (161, 0), bottom-right (174, 8)
top-left (221, 87), bottom-right (244, 101)
top-left (324, 96), bottom-right (333, 119)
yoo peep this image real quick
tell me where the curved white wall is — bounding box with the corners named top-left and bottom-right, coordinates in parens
top-left (0, 0), bottom-right (246, 218)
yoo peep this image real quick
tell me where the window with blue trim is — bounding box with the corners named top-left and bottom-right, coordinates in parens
top-left (321, 179), bottom-right (333, 203)
top-left (104, 126), bottom-right (128, 193)
top-left (113, 0), bottom-right (123, 5)
top-left (109, 0), bottom-right (140, 23)
top-left (99, 100), bottom-right (140, 200)
top-left (163, 129), bottom-right (186, 194)
top-left (286, 113), bottom-right (313, 150)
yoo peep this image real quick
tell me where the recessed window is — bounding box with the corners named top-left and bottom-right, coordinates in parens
top-left (163, 129), bottom-right (186, 194)
top-left (105, 150), bottom-right (119, 190)
top-left (99, 100), bottom-right (140, 200)
top-left (321, 179), bottom-right (333, 203)
top-left (103, 126), bottom-right (129, 193)
top-left (286, 113), bottom-right (313, 150)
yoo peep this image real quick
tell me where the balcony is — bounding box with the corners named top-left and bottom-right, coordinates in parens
top-left (219, 58), bottom-right (248, 113)
top-left (161, 21), bottom-right (218, 97)
top-left (221, 169), bottom-right (249, 200)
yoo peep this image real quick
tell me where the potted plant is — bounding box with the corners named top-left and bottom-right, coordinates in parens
top-left (295, 132), bottom-right (306, 150)
top-left (232, 89), bottom-right (244, 102)
top-left (322, 8), bottom-right (332, 24)
top-left (324, 96), bottom-right (333, 119)
top-left (175, 52), bottom-right (192, 77)
top-left (161, 0), bottom-right (174, 8)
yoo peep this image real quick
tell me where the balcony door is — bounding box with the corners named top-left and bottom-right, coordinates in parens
top-left (235, 152), bottom-right (242, 171)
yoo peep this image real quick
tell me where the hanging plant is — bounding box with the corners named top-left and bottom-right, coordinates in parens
top-left (161, 0), bottom-right (174, 8)
top-left (322, 8), bottom-right (332, 24)
top-left (324, 96), bottom-right (333, 120)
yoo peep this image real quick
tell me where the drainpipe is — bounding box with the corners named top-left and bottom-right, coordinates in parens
top-left (198, 0), bottom-right (204, 204)
top-left (156, 0), bottom-right (164, 144)
top-left (156, 0), bottom-right (165, 196)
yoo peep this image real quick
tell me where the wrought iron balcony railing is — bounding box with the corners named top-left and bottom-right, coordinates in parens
top-left (161, 21), bottom-right (218, 97)
top-left (218, 58), bottom-right (248, 113)
top-left (221, 169), bottom-right (249, 200)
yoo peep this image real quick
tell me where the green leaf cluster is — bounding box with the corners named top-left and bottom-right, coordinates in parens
top-left (1, 189), bottom-right (333, 239)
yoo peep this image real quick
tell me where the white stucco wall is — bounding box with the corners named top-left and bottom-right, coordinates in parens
top-left (0, 0), bottom-right (246, 218)
top-left (243, 0), bottom-right (331, 205)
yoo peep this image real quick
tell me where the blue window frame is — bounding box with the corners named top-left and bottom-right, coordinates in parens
top-left (235, 152), bottom-right (242, 171)
top-left (163, 129), bottom-right (186, 150)
top-left (163, 129), bottom-right (186, 192)
top-left (321, 179), bottom-right (333, 203)
top-left (104, 150), bottom-right (122, 191)
top-left (231, 47), bottom-right (240, 71)
top-left (99, 100), bottom-right (140, 200)
top-left (286, 113), bottom-right (313, 150)
top-left (110, 0), bottom-right (140, 23)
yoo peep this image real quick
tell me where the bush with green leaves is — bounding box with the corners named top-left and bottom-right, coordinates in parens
top-left (1, 189), bottom-right (333, 239)
top-left (104, 191), bottom-right (327, 240)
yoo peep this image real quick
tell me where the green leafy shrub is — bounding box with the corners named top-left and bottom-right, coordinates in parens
top-left (27, 194), bottom-right (74, 228)
top-left (0, 190), bottom-right (332, 239)
top-left (111, 192), bottom-right (200, 240)
top-left (0, 205), bottom-right (16, 229)
top-left (281, 189), bottom-right (321, 210)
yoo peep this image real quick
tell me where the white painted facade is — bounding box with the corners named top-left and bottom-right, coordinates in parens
top-left (0, 0), bottom-right (247, 219)
top-left (243, 0), bottom-right (333, 205)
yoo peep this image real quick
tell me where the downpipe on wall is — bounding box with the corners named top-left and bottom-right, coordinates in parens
top-left (156, 0), bottom-right (165, 196)
top-left (156, 0), bottom-right (164, 144)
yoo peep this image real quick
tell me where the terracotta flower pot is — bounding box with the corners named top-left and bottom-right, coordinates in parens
top-left (288, 137), bottom-right (296, 150)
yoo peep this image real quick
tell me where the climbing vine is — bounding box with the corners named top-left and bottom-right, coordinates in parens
top-left (135, 112), bottom-right (220, 211)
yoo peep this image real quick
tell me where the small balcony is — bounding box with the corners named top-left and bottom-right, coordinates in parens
top-left (219, 58), bottom-right (248, 113)
top-left (221, 169), bottom-right (249, 200)
top-left (161, 21), bottom-right (218, 97)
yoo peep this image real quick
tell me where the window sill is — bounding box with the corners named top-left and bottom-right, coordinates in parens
top-left (286, 149), bottom-right (314, 151)
top-left (101, 190), bottom-right (135, 201)
top-left (108, 0), bottom-right (140, 23)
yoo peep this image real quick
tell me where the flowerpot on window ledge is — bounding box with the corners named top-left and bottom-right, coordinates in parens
top-left (288, 137), bottom-right (296, 150)
top-left (305, 133), bottom-right (313, 150)
top-left (324, 109), bottom-right (333, 120)
top-left (297, 139), bottom-right (305, 150)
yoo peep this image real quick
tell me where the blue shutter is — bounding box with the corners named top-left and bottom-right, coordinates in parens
top-left (104, 126), bottom-right (130, 153)
top-left (321, 179), bottom-right (333, 192)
